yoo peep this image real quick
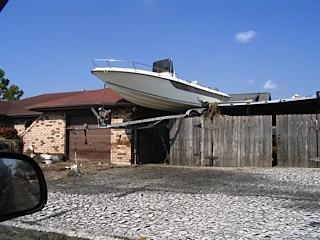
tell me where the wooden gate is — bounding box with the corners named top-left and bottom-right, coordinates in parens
top-left (276, 114), bottom-right (320, 167)
top-left (67, 113), bottom-right (111, 162)
top-left (169, 115), bottom-right (272, 167)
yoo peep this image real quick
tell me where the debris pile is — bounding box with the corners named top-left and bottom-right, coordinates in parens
top-left (207, 102), bottom-right (221, 119)
top-left (0, 127), bottom-right (23, 153)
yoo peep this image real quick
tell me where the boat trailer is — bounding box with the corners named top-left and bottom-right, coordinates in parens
top-left (68, 107), bottom-right (207, 131)
top-left (67, 107), bottom-right (196, 165)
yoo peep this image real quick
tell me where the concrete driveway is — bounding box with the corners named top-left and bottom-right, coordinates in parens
top-left (1, 165), bottom-right (320, 239)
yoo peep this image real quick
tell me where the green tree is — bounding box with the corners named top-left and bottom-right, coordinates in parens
top-left (0, 69), bottom-right (9, 95)
top-left (0, 69), bottom-right (24, 101)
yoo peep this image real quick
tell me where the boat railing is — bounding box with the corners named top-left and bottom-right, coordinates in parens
top-left (92, 59), bottom-right (178, 78)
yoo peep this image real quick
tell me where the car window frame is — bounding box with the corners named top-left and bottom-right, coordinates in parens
top-left (0, 152), bottom-right (47, 221)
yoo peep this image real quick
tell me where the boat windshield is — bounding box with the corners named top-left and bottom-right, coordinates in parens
top-left (152, 59), bottom-right (174, 74)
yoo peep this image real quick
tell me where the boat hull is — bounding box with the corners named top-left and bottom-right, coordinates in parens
top-left (92, 68), bottom-right (230, 112)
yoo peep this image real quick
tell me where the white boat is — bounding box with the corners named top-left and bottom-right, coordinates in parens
top-left (91, 58), bottom-right (230, 112)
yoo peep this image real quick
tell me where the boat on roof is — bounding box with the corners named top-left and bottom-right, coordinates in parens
top-left (91, 58), bottom-right (230, 112)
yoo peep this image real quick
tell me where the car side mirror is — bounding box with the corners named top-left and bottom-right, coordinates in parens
top-left (0, 152), bottom-right (47, 221)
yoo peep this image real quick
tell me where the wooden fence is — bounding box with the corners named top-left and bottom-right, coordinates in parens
top-left (276, 114), bottom-right (320, 167)
top-left (169, 114), bottom-right (320, 168)
top-left (169, 115), bottom-right (272, 167)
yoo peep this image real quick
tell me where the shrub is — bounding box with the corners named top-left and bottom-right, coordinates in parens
top-left (0, 127), bottom-right (20, 139)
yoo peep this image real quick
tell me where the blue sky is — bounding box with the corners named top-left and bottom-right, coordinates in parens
top-left (1, 0), bottom-right (319, 100)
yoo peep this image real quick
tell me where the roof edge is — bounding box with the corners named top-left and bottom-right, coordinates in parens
top-left (27, 102), bottom-right (135, 112)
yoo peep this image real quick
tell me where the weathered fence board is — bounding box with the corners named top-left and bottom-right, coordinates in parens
top-left (169, 115), bottom-right (273, 167)
top-left (170, 114), bottom-right (320, 168)
top-left (309, 114), bottom-right (320, 167)
top-left (276, 114), bottom-right (320, 167)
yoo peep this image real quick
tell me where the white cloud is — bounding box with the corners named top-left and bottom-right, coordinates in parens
top-left (246, 79), bottom-right (253, 84)
top-left (234, 30), bottom-right (258, 43)
top-left (263, 80), bottom-right (278, 90)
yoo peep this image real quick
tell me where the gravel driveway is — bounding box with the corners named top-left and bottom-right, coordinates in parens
top-left (1, 165), bottom-right (320, 239)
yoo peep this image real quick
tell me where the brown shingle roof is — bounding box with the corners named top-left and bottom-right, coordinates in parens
top-left (7, 92), bottom-right (73, 117)
top-left (0, 101), bottom-right (12, 116)
top-left (27, 88), bottom-right (129, 111)
top-left (4, 88), bottom-right (130, 117)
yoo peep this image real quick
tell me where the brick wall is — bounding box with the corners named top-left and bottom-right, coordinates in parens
top-left (10, 108), bottom-right (135, 165)
top-left (110, 108), bottom-right (133, 165)
top-left (14, 119), bottom-right (29, 136)
top-left (17, 111), bottom-right (66, 154)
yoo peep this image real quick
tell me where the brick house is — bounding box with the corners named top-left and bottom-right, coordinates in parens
top-left (0, 88), bottom-right (170, 165)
